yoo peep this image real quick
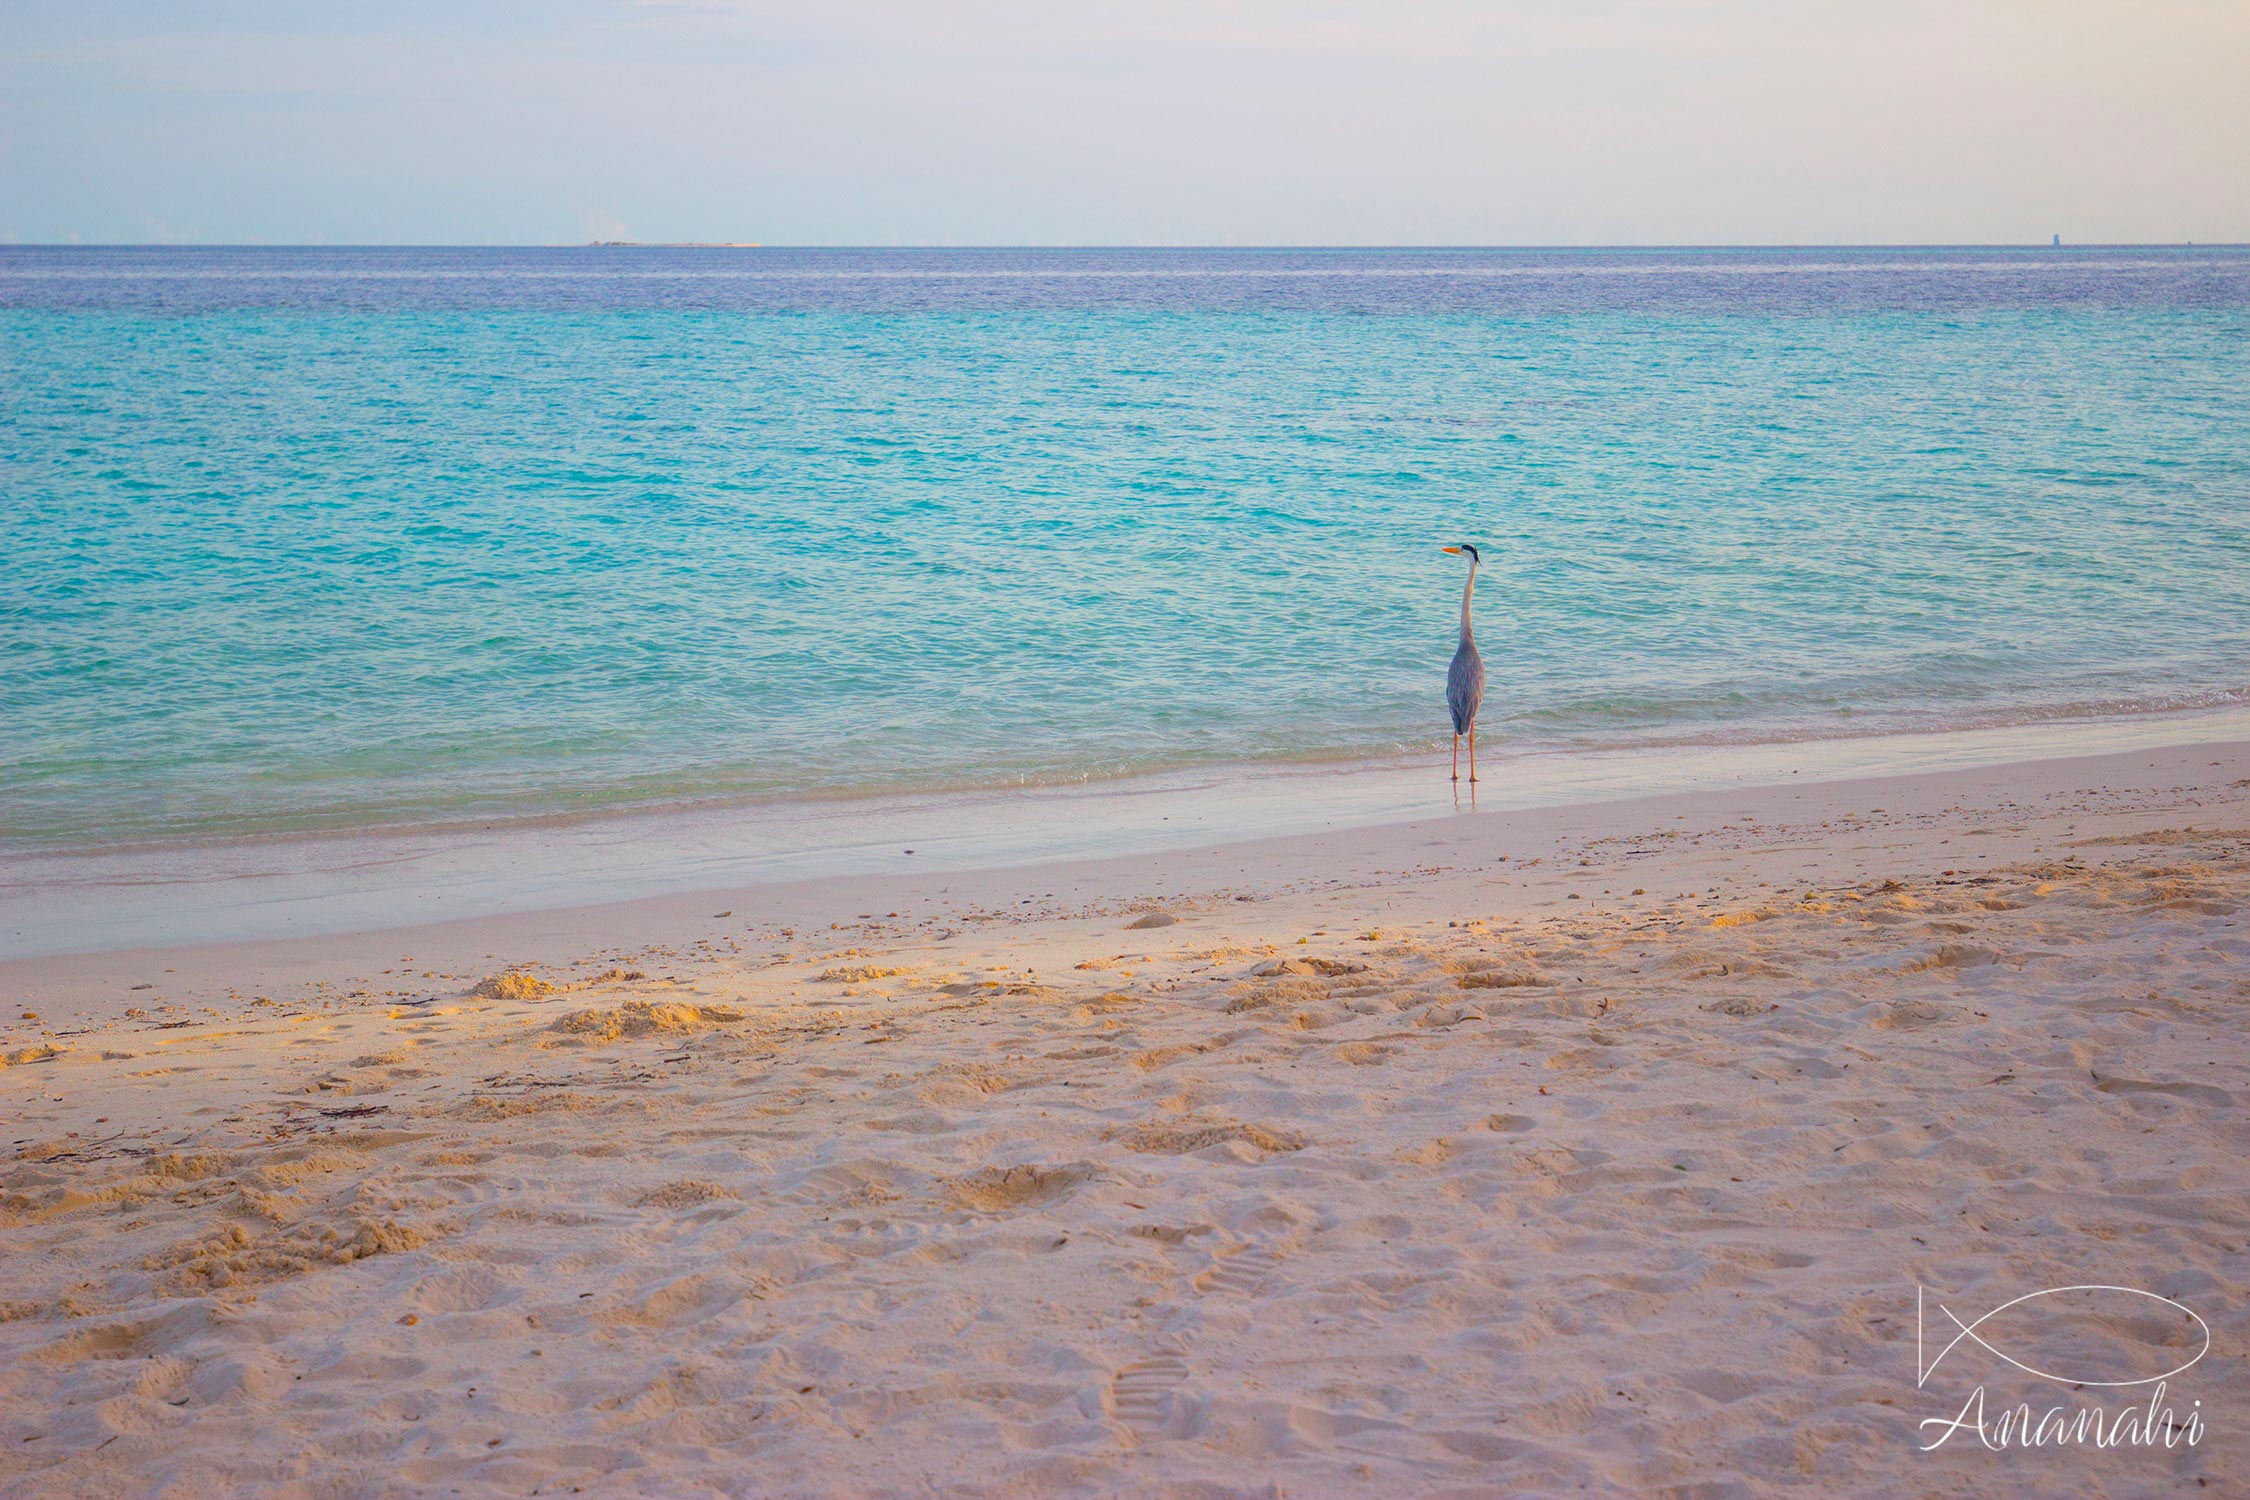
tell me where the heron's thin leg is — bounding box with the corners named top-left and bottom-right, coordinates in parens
top-left (1468, 726), bottom-right (1478, 783)
top-left (1451, 734), bottom-right (1459, 782)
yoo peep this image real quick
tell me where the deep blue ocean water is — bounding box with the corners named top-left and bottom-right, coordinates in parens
top-left (4, 246), bottom-right (2248, 847)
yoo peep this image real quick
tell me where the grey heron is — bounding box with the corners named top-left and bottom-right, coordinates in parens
top-left (1442, 544), bottom-right (1486, 782)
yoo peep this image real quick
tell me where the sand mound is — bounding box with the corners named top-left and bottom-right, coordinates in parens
top-left (1894, 944), bottom-right (2000, 973)
top-left (455, 1090), bottom-right (602, 1120)
top-left (1455, 967), bottom-right (1550, 990)
top-left (2069, 825), bottom-right (2250, 848)
top-left (1255, 956), bottom-right (1371, 978)
top-left (550, 1000), bottom-right (745, 1043)
top-left (147, 1152), bottom-right (235, 1181)
top-left (915, 1061), bottom-right (1022, 1094)
top-left (471, 971), bottom-right (556, 1001)
top-left (1871, 999), bottom-right (1957, 1030)
top-left (1227, 977), bottom-right (1327, 1013)
top-left (950, 1162), bottom-right (1100, 1211)
top-left (145, 1217), bottom-right (430, 1293)
top-left (1132, 1039), bottom-right (1227, 1071)
top-left (1118, 1116), bottom-right (1305, 1156)
top-left (634, 1180), bottom-right (740, 1209)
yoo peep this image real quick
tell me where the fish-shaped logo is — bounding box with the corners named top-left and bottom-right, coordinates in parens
top-left (1917, 1284), bottom-right (2210, 1389)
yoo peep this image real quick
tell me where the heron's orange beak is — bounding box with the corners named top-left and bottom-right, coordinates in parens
top-left (1441, 546), bottom-right (1461, 554)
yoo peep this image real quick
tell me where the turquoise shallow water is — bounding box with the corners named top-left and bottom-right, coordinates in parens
top-left (4, 247), bottom-right (2248, 849)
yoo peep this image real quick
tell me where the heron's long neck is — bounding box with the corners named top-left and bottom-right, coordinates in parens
top-left (1458, 558), bottom-right (1479, 645)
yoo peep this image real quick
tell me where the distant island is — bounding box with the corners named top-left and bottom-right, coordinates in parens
top-left (586, 240), bottom-right (761, 248)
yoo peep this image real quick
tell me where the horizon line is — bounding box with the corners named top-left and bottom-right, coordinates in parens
top-left (6, 240), bottom-right (2248, 253)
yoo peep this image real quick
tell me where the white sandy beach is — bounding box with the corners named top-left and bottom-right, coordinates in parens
top-left (3, 738), bottom-right (2245, 1497)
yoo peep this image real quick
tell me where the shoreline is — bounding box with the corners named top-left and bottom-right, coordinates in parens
top-left (18, 686), bottom-right (2249, 859)
top-left (6, 728), bottom-right (2245, 1018)
top-left (7, 704), bottom-right (2250, 964)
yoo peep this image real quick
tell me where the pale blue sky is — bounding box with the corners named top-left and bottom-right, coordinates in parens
top-left (3, 1), bottom-right (2244, 245)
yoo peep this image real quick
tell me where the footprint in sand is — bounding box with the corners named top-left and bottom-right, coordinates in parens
top-left (1192, 1245), bottom-right (1282, 1297)
top-left (1110, 1351), bottom-right (1190, 1434)
top-left (2093, 1075), bottom-right (2235, 1108)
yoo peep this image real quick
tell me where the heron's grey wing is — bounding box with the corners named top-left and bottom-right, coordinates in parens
top-left (1446, 641), bottom-right (1485, 733)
